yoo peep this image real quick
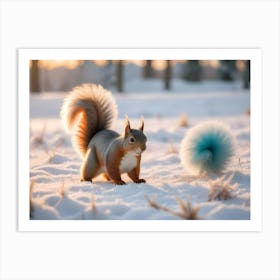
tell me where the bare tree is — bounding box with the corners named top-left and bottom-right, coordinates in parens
top-left (116, 60), bottom-right (124, 93)
top-left (243, 60), bottom-right (250, 89)
top-left (30, 60), bottom-right (40, 93)
top-left (143, 60), bottom-right (153, 78)
top-left (104, 60), bottom-right (113, 88)
top-left (164, 60), bottom-right (171, 90)
top-left (183, 60), bottom-right (202, 82)
top-left (219, 60), bottom-right (236, 81)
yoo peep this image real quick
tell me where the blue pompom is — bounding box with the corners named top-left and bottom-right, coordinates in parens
top-left (180, 121), bottom-right (234, 175)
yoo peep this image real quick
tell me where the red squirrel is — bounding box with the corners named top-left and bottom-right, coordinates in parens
top-left (60, 84), bottom-right (147, 185)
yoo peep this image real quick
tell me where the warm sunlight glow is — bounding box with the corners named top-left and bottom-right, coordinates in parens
top-left (111, 60), bottom-right (146, 67)
top-left (152, 60), bottom-right (167, 71)
top-left (236, 60), bottom-right (246, 71)
top-left (93, 60), bottom-right (108, 67)
top-left (38, 60), bottom-right (83, 70)
top-left (200, 60), bottom-right (220, 68)
top-left (34, 60), bottom-right (226, 71)
top-left (127, 60), bottom-right (146, 67)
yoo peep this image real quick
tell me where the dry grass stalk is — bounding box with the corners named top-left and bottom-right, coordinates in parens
top-left (176, 196), bottom-right (200, 220)
top-left (208, 174), bottom-right (238, 201)
top-left (33, 124), bottom-right (46, 146)
top-left (167, 140), bottom-right (178, 154)
top-left (54, 137), bottom-right (66, 148)
top-left (90, 193), bottom-right (97, 212)
top-left (238, 157), bottom-right (244, 168)
top-left (46, 149), bottom-right (56, 162)
top-left (59, 181), bottom-right (66, 197)
top-left (45, 138), bottom-right (66, 162)
top-left (145, 195), bottom-right (200, 220)
top-left (178, 113), bottom-right (188, 127)
top-left (30, 180), bottom-right (35, 218)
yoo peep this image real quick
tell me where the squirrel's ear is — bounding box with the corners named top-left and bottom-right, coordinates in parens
top-left (139, 116), bottom-right (144, 131)
top-left (125, 116), bottom-right (131, 137)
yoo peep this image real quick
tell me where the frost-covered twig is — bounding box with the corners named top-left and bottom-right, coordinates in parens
top-left (208, 174), bottom-right (238, 201)
top-left (145, 195), bottom-right (200, 220)
top-left (176, 196), bottom-right (200, 220)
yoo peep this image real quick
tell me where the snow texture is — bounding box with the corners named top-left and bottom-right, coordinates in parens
top-left (30, 80), bottom-right (250, 220)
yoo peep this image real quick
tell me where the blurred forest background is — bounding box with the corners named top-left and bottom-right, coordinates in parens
top-left (30, 60), bottom-right (250, 93)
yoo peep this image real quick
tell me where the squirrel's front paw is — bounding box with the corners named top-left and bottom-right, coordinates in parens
top-left (114, 180), bottom-right (126, 185)
top-left (80, 178), bottom-right (92, 183)
top-left (134, 178), bottom-right (146, 184)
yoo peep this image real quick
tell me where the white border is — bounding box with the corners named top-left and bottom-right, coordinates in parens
top-left (18, 48), bottom-right (262, 232)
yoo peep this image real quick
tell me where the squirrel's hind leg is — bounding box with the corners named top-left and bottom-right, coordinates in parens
top-left (102, 173), bottom-right (111, 181)
top-left (80, 146), bottom-right (100, 182)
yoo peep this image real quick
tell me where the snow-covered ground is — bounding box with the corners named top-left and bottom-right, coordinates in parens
top-left (30, 81), bottom-right (250, 220)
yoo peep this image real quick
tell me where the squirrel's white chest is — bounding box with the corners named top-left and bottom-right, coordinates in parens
top-left (119, 151), bottom-right (138, 173)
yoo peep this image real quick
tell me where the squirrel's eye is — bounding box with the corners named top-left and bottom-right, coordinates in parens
top-left (129, 137), bottom-right (135, 143)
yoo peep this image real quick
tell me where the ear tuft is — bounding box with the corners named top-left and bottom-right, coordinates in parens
top-left (139, 116), bottom-right (144, 131)
top-left (125, 115), bottom-right (131, 137)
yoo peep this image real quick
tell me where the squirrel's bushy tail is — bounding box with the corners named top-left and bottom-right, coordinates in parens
top-left (180, 121), bottom-right (234, 175)
top-left (61, 84), bottom-right (117, 157)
